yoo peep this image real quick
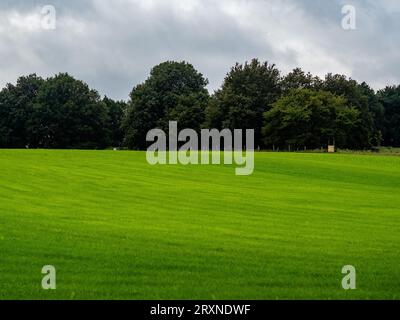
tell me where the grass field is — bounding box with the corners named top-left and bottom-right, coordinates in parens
top-left (0, 150), bottom-right (399, 300)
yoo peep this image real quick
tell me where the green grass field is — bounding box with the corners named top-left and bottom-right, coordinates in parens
top-left (0, 150), bottom-right (399, 300)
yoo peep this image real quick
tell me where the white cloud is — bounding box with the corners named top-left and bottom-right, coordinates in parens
top-left (0, 0), bottom-right (399, 99)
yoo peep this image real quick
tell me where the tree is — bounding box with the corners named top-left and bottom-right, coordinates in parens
top-left (321, 74), bottom-right (376, 149)
top-left (359, 82), bottom-right (384, 146)
top-left (378, 85), bottom-right (400, 147)
top-left (103, 96), bottom-right (126, 148)
top-left (262, 89), bottom-right (360, 150)
top-left (123, 61), bottom-right (209, 150)
top-left (281, 68), bottom-right (322, 94)
top-left (29, 73), bottom-right (110, 149)
top-left (0, 89), bottom-right (12, 147)
top-left (0, 74), bottom-right (44, 148)
top-left (205, 59), bottom-right (281, 148)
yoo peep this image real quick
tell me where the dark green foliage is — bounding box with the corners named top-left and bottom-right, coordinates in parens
top-left (205, 59), bottom-right (281, 148)
top-left (103, 96), bottom-right (126, 148)
top-left (378, 85), bottom-right (400, 147)
top-left (281, 68), bottom-right (322, 94)
top-left (0, 73), bottom-right (115, 149)
top-left (123, 61), bottom-right (209, 149)
top-left (0, 74), bottom-right (44, 148)
top-left (263, 89), bottom-right (360, 150)
top-left (31, 73), bottom-right (110, 149)
top-left (320, 74), bottom-right (377, 149)
top-left (0, 60), bottom-right (399, 151)
top-left (359, 82), bottom-right (385, 146)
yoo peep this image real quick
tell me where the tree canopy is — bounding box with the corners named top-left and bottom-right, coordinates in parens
top-left (205, 59), bottom-right (281, 148)
top-left (263, 89), bottom-right (360, 150)
top-left (0, 73), bottom-right (122, 149)
top-left (378, 85), bottom-right (400, 147)
top-left (123, 61), bottom-right (209, 150)
top-left (0, 59), bottom-right (399, 151)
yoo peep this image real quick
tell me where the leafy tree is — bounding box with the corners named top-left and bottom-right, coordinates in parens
top-left (0, 88), bottom-right (14, 148)
top-left (0, 74), bottom-right (44, 148)
top-left (321, 74), bottom-right (375, 149)
top-left (103, 96), bottom-right (126, 148)
top-left (0, 61), bottom-right (398, 152)
top-left (359, 82), bottom-right (384, 146)
top-left (205, 59), bottom-right (281, 148)
top-left (123, 61), bottom-right (209, 150)
top-left (378, 85), bottom-right (400, 146)
top-left (29, 73), bottom-right (110, 149)
top-left (281, 68), bottom-right (322, 94)
top-left (262, 89), bottom-right (360, 150)
top-left (166, 93), bottom-right (209, 132)
top-left (0, 90), bottom-right (12, 147)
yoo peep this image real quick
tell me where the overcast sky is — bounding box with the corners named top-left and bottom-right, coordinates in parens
top-left (0, 0), bottom-right (399, 100)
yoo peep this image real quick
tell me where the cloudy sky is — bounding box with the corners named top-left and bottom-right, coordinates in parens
top-left (0, 0), bottom-right (399, 100)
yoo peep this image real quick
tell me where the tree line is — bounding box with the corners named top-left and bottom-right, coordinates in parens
top-left (1, 59), bottom-right (399, 150)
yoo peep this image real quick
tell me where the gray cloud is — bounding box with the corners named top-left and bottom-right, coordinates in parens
top-left (0, 0), bottom-right (399, 100)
